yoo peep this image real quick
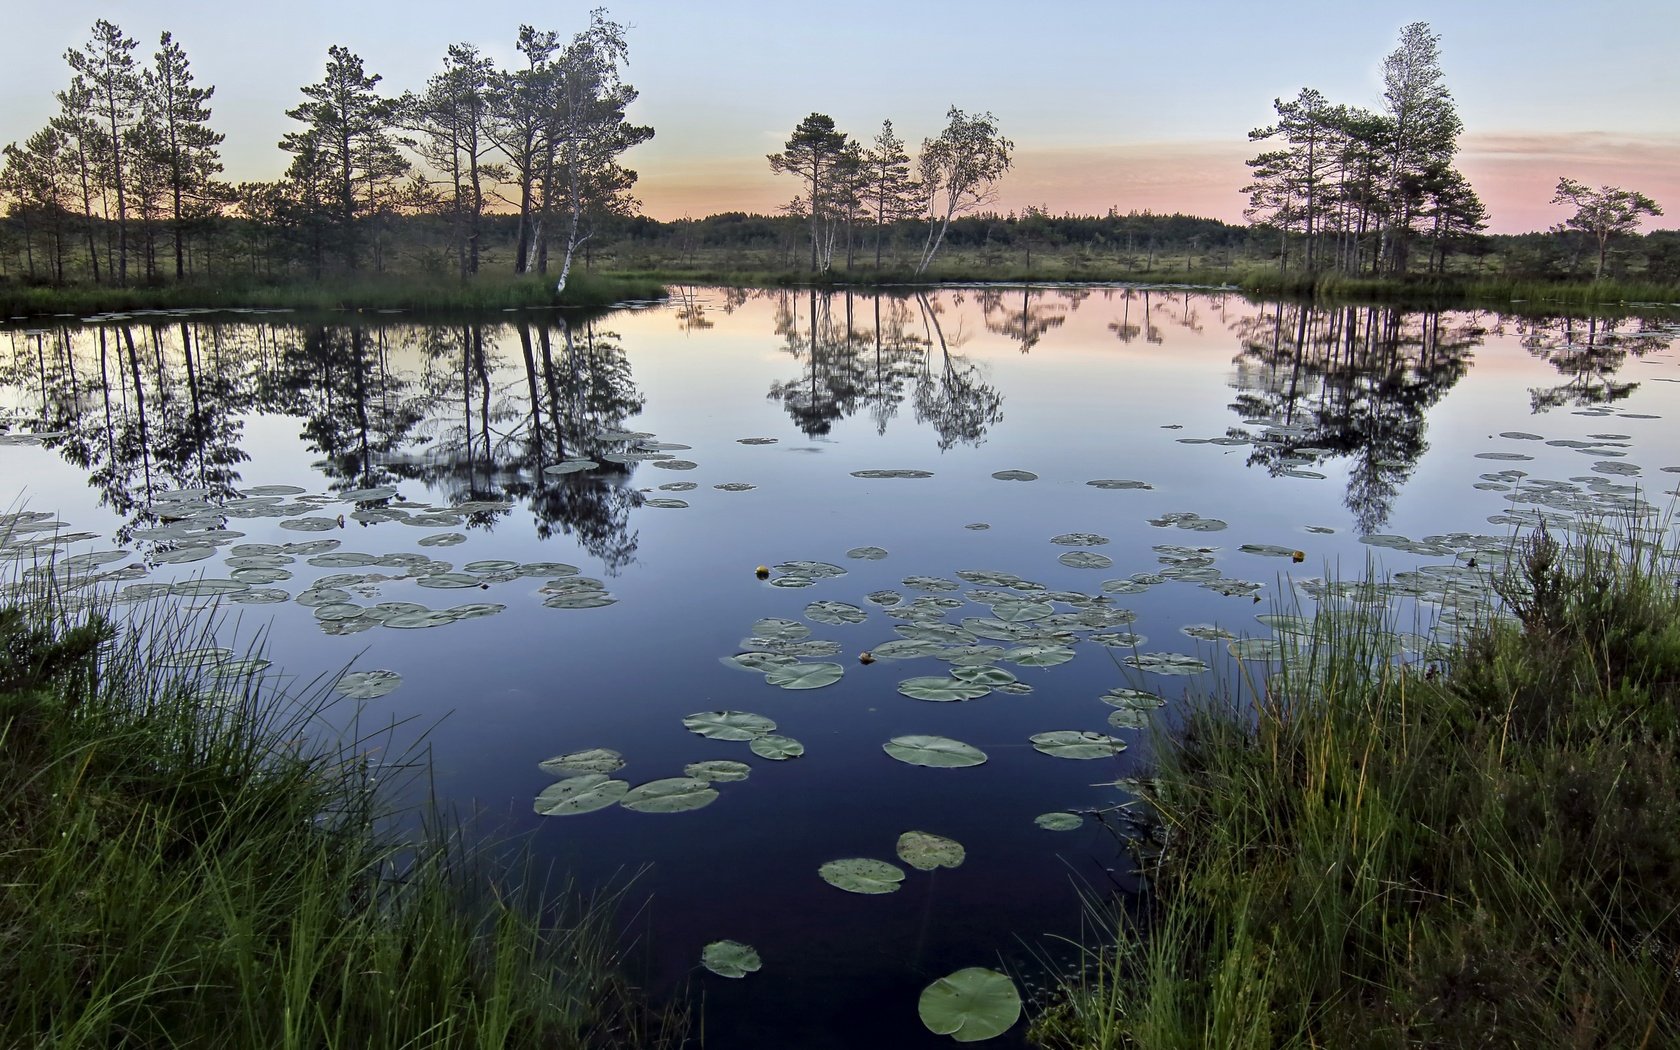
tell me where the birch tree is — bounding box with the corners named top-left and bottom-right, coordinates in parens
top-left (915, 107), bottom-right (1012, 275)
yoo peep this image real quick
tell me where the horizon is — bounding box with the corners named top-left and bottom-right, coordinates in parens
top-left (4, 1), bottom-right (1677, 236)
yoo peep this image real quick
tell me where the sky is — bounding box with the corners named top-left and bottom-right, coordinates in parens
top-left (4, 0), bottom-right (1677, 234)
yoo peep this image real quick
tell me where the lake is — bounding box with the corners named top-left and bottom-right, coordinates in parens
top-left (3, 286), bottom-right (1678, 1047)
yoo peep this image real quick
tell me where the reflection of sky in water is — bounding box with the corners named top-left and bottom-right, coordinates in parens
top-left (3, 290), bottom-right (1679, 1048)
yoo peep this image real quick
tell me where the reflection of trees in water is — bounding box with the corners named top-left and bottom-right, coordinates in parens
top-left (1226, 302), bottom-right (1482, 534)
top-left (766, 289), bottom-right (1001, 448)
top-left (2, 321), bottom-right (256, 541)
top-left (1512, 314), bottom-right (1672, 412)
top-left (977, 287), bottom-right (1068, 353)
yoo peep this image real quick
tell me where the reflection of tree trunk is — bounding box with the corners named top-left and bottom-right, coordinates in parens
top-left (517, 321), bottom-right (547, 463)
top-left (120, 326), bottom-right (154, 498)
top-left (539, 322), bottom-right (563, 458)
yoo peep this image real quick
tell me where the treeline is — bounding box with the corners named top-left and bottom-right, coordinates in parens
top-left (0, 13), bottom-right (648, 289)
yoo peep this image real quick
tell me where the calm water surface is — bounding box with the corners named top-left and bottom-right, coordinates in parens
top-left (4, 287), bottom-right (1679, 1047)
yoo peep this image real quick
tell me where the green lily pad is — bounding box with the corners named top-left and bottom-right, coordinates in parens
top-left (902, 575), bottom-right (960, 593)
top-left (657, 482), bottom-right (698, 492)
top-left (645, 498), bottom-right (689, 509)
top-left (534, 774), bottom-right (630, 816)
top-left (1058, 551), bottom-right (1113, 569)
top-left (1050, 532), bottom-right (1110, 547)
top-left (1086, 479), bottom-right (1151, 490)
top-left (714, 482), bottom-right (757, 492)
top-left (851, 469), bottom-right (933, 479)
top-left (651, 459), bottom-right (698, 471)
top-left (684, 759), bottom-right (752, 783)
top-left (1181, 623), bottom-right (1235, 641)
top-left (847, 546), bottom-right (890, 560)
top-left (338, 485), bottom-right (397, 502)
top-left (866, 589), bottom-right (904, 607)
top-left (951, 666), bottom-right (1017, 687)
top-left (684, 710), bottom-right (776, 741)
top-left (539, 748), bottom-right (626, 777)
top-left (720, 652), bottom-right (799, 673)
top-left (806, 600), bottom-right (867, 626)
top-left (417, 532), bottom-right (467, 547)
top-left (765, 662), bottom-right (845, 690)
top-left (1108, 707), bottom-right (1152, 729)
top-left (883, 735), bottom-right (988, 768)
top-left (899, 676), bottom-right (991, 702)
top-left (1102, 687), bottom-right (1167, 710)
top-left (775, 560), bottom-right (848, 579)
top-left (818, 858), bottom-right (905, 894)
top-left (701, 940), bottom-right (762, 979)
top-left (1030, 731), bottom-right (1126, 759)
top-left (621, 777), bottom-right (719, 813)
top-left (749, 617), bottom-right (810, 641)
top-left (897, 831), bottom-right (966, 871)
top-left (989, 599), bottom-right (1054, 622)
top-left (868, 639), bottom-right (942, 660)
top-left (1035, 812), bottom-right (1084, 831)
top-left (991, 469), bottom-right (1037, 481)
top-left (543, 459), bottom-right (597, 476)
top-left (1124, 652), bottom-right (1209, 676)
top-left (1003, 645), bottom-right (1077, 667)
top-left (334, 669), bottom-right (402, 700)
top-left (749, 734), bottom-right (805, 760)
top-left (919, 967), bottom-right (1022, 1042)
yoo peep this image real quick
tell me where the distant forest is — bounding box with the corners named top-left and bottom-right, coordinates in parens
top-left (2, 16), bottom-right (1673, 290)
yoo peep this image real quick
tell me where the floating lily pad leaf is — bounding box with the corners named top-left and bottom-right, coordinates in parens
top-left (764, 639), bottom-right (843, 658)
top-left (1004, 645), bottom-right (1077, 667)
top-left (335, 669), bottom-right (402, 700)
top-left (684, 759), bottom-right (752, 783)
top-left (534, 774), bottom-right (630, 815)
top-left (1228, 637), bottom-right (1286, 660)
top-left (1108, 707), bottom-right (1152, 730)
top-left (701, 940), bottom-right (762, 978)
top-left (996, 681), bottom-right (1035, 695)
top-left (714, 482), bottom-right (757, 492)
top-left (540, 748), bottom-right (626, 776)
top-left (1181, 623), bottom-right (1234, 641)
top-left (897, 831), bottom-right (966, 871)
top-left (657, 481), bottom-right (698, 492)
top-left (1124, 651), bottom-right (1209, 676)
top-left (152, 545), bottom-right (216, 564)
top-left (901, 576), bottom-right (960, 594)
top-left (899, 676), bottom-right (992, 702)
top-left (160, 645), bottom-right (232, 669)
top-left (638, 441), bottom-right (692, 451)
top-left (769, 575), bottom-right (813, 588)
top-left (1257, 613), bottom-right (1315, 636)
top-left (651, 459), bottom-right (699, 471)
top-left (622, 777), bottom-right (719, 813)
top-left (1203, 578), bottom-right (1264, 598)
top-left (684, 710), bottom-right (776, 741)
top-left (417, 532), bottom-right (466, 547)
top-left (1035, 812), bottom-right (1084, 831)
top-left (869, 639), bottom-right (943, 660)
top-left (951, 666), bottom-right (1017, 687)
top-left (919, 967), bottom-right (1022, 1042)
top-left (542, 459), bottom-right (600, 477)
top-left (964, 522), bottom-right (991, 530)
top-left (310, 552), bottom-right (378, 568)
top-left (1474, 452), bottom-right (1533, 461)
top-left (851, 468), bottom-right (934, 480)
top-left (1087, 479), bottom-right (1152, 490)
top-left (228, 588), bottom-right (289, 605)
top-left (1051, 532), bottom-right (1110, 547)
top-left (989, 599), bottom-right (1054, 622)
top-left (1100, 578), bottom-right (1150, 595)
top-left (737, 437), bottom-right (778, 445)
top-left (866, 589), bottom-right (904, 607)
top-left (338, 486), bottom-right (397, 502)
top-left (1102, 688), bottom-right (1167, 710)
top-left (898, 623), bottom-right (978, 645)
top-left (751, 617), bottom-right (810, 642)
top-left (818, 858), bottom-right (905, 894)
top-left (385, 611), bottom-right (458, 629)
top-left (1593, 460), bottom-right (1642, 476)
top-left (847, 545), bottom-right (890, 560)
top-left (543, 593), bottom-right (617, 609)
top-left (765, 662), bottom-right (845, 690)
top-left (750, 734), bottom-right (805, 760)
top-left (279, 517), bottom-right (340, 532)
top-left (1058, 551), bottom-right (1113, 569)
top-left (171, 579), bottom-right (251, 597)
top-left (1089, 631), bottom-right (1148, 648)
top-left (776, 560), bottom-right (848, 579)
top-left (230, 567), bottom-right (292, 585)
top-left (1239, 543), bottom-right (1299, 558)
top-left (991, 469), bottom-right (1037, 481)
top-left (883, 735), bottom-right (988, 768)
top-left (806, 600), bottom-right (867, 625)
top-left (246, 484), bottom-right (307, 496)
top-left (1500, 431), bottom-right (1544, 440)
top-left (1030, 731), bottom-right (1126, 760)
top-left (940, 645), bottom-right (1008, 667)
top-left (720, 652), bottom-right (799, 673)
top-left (417, 573), bottom-right (481, 589)
top-left (645, 498), bottom-right (689, 509)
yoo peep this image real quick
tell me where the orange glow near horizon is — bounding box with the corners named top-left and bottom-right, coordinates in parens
top-left (631, 132), bottom-right (1680, 235)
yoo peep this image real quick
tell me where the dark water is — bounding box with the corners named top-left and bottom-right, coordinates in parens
top-left (4, 287), bottom-right (1679, 1047)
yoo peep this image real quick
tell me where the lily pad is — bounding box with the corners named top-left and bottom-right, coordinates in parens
top-left (749, 734), bottom-right (805, 760)
top-left (1030, 730), bottom-right (1126, 759)
top-left (418, 532), bottom-right (466, 547)
top-left (818, 858), bottom-right (905, 894)
top-left (883, 735), bottom-right (988, 768)
top-left (684, 759), bottom-right (752, 783)
top-left (621, 777), bottom-right (719, 813)
top-left (1124, 651), bottom-right (1210, 676)
top-left (991, 469), bottom-right (1038, 481)
top-left (334, 669), bottom-right (402, 700)
top-left (847, 546), bottom-right (890, 560)
top-left (1058, 551), bottom-right (1113, 569)
top-left (720, 652), bottom-right (799, 673)
top-left (899, 676), bottom-right (992, 702)
top-left (806, 600), bottom-right (867, 626)
top-left (1050, 532), bottom-right (1110, 547)
top-left (897, 831), bottom-right (966, 871)
top-left (919, 967), bottom-right (1022, 1042)
top-left (683, 710), bottom-right (776, 741)
top-left (645, 498), bottom-right (689, 509)
top-left (764, 662), bottom-right (845, 690)
top-left (869, 639), bottom-right (943, 660)
top-left (534, 774), bottom-right (630, 816)
top-left (540, 748), bottom-right (626, 776)
top-left (851, 469), bottom-right (933, 479)
top-left (1035, 812), bottom-right (1084, 831)
top-left (1003, 645), bottom-right (1077, 667)
top-left (542, 460), bottom-right (597, 476)
top-left (1086, 479), bottom-right (1152, 490)
top-left (714, 482), bottom-right (757, 492)
top-left (701, 940), bottom-right (762, 979)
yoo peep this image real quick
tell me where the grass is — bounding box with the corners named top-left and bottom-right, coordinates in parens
top-left (0, 270), bottom-right (668, 318)
top-left (0, 570), bottom-right (686, 1049)
top-left (1029, 522), bottom-right (1680, 1049)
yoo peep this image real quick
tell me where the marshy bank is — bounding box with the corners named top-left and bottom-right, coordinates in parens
top-left (0, 585), bottom-right (686, 1049)
top-left (1031, 524), bottom-right (1680, 1049)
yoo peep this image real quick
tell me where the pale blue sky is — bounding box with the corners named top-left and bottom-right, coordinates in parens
top-left (5, 1), bottom-right (1676, 230)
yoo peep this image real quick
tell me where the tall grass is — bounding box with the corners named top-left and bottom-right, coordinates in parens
top-left (0, 572), bottom-right (685, 1049)
top-left (1031, 523), bottom-right (1680, 1049)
